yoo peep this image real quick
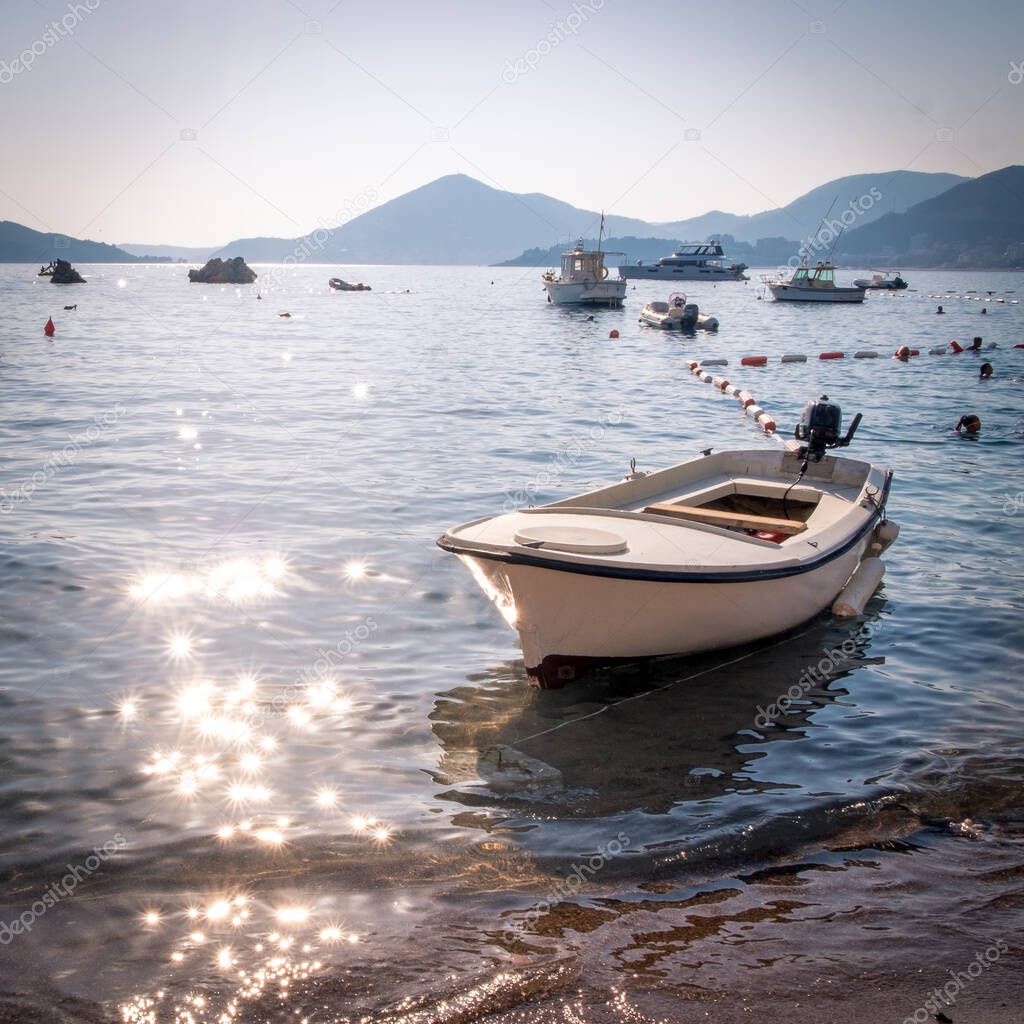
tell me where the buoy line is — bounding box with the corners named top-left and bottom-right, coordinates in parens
top-left (685, 359), bottom-right (777, 435)
top-left (688, 340), bottom-right (1016, 367)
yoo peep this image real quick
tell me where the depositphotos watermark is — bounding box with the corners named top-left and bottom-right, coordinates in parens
top-left (1001, 492), bottom-right (1024, 515)
top-left (257, 186), bottom-right (379, 293)
top-left (0, 833), bottom-right (127, 944)
top-left (776, 187), bottom-right (882, 277)
top-left (0, 1), bottom-right (101, 84)
top-left (502, 0), bottom-right (605, 83)
top-left (248, 617), bottom-right (378, 724)
top-left (754, 621), bottom-right (876, 729)
top-left (1, 402), bottom-right (127, 514)
top-left (503, 408), bottom-right (625, 511)
top-left (502, 832), bottom-right (630, 943)
top-left (902, 938), bottom-right (1009, 1024)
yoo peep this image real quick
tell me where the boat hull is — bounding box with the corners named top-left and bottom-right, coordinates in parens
top-left (620, 265), bottom-right (748, 281)
top-left (544, 279), bottom-right (627, 306)
top-left (457, 531), bottom-right (871, 687)
top-left (769, 284), bottom-right (865, 303)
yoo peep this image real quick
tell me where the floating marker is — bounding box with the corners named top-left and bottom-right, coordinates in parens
top-left (741, 355), bottom-right (768, 367)
top-left (819, 351), bottom-right (844, 360)
top-left (699, 358), bottom-right (728, 367)
top-left (780, 353), bottom-right (807, 363)
top-left (833, 557), bottom-right (886, 618)
top-left (854, 351), bottom-right (879, 359)
top-left (44, 317), bottom-right (55, 336)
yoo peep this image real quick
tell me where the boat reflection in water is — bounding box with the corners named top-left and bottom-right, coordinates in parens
top-left (428, 610), bottom-right (885, 834)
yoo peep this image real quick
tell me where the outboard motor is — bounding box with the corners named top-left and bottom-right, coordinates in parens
top-left (681, 303), bottom-right (699, 329)
top-left (794, 394), bottom-right (862, 463)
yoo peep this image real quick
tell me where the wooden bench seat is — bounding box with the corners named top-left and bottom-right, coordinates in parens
top-left (643, 502), bottom-right (807, 535)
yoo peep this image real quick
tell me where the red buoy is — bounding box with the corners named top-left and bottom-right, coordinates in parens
top-left (609, 329), bottom-right (619, 339)
top-left (819, 351), bottom-right (844, 360)
top-left (740, 355), bottom-right (767, 367)
top-left (44, 317), bottom-right (55, 336)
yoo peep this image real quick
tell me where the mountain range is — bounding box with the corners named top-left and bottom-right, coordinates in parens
top-left (1, 167), bottom-right (1020, 269)
top-left (207, 170), bottom-right (967, 266)
top-left (0, 221), bottom-right (141, 265)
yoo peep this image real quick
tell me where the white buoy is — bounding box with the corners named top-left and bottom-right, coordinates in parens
top-left (833, 557), bottom-right (885, 618)
top-left (745, 403), bottom-right (765, 420)
top-left (870, 521), bottom-right (900, 554)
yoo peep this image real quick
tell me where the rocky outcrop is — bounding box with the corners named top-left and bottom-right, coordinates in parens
top-left (188, 256), bottom-right (257, 284)
top-left (48, 259), bottom-right (86, 284)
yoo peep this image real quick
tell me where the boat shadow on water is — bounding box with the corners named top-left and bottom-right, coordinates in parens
top-left (428, 608), bottom-right (887, 824)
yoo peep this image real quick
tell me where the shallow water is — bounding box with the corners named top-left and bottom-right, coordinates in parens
top-left (1, 263), bottom-right (1022, 1021)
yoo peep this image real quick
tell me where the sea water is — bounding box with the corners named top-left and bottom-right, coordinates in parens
top-left (0, 263), bottom-right (1022, 1021)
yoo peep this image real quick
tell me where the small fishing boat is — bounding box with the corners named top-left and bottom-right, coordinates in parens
top-left (853, 271), bottom-right (908, 290)
top-left (542, 228), bottom-right (627, 307)
top-left (767, 261), bottom-right (865, 303)
top-left (619, 241), bottom-right (748, 281)
top-left (639, 293), bottom-right (719, 331)
top-left (329, 278), bottom-right (371, 291)
top-left (438, 397), bottom-right (895, 688)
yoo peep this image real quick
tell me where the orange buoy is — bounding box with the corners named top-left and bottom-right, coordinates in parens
top-left (609, 329), bottom-right (619, 339)
top-left (950, 340), bottom-right (964, 353)
top-left (741, 355), bottom-right (767, 367)
top-left (819, 351), bottom-right (844, 360)
top-left (44, 317), bottom-right (55, 336)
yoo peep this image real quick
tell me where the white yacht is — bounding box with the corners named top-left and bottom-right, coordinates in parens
top-left (767, 261), bottom-right (866, 303)
top-left (542, 240), bottom-right (627, 307)
top-left (619, 242), bottom-right (748, 281)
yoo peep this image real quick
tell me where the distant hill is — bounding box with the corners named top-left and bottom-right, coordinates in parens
top-left (118, 243), bottom-right (217, 261)
top-left (657, 171), bottom-right (968, 244)
top-left (837, 165), bottom-right (1024, 267)
top-left (212, 170), bottom-right (968, 267)
top-left (0, 221), bottom-right (140, 263)
top-left (211, 174), bottom-right (656, 265)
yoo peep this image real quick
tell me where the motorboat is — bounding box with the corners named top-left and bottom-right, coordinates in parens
top-left (542, 240), bottom-right (627, 307)
top-left (619, 242), bottom-right (748, 281)
top-left (639, 293), bottom-right (719, 331)
top-left (853, 271), bottom-right (908, 290)
top-left (329, 277), bottom-right (371, 291)
top-left (438, 398), bottom-right (896, 688)
top-left (767, 261), bottom-right (865, 303)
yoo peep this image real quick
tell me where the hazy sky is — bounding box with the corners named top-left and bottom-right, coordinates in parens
top-left (2, 0), bottom-right (1022, 245)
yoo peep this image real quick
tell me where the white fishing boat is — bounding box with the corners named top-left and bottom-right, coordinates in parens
top-left (619, 242), bottom-right (748, 281)
top-left (439, 398), bottom-right (896, 688)
top-left (767, 261), bottom-right (866, 303)
top-left (542, 239), bottom-right (627, 307)
top-left (639, 293), bottom-right (719, 331)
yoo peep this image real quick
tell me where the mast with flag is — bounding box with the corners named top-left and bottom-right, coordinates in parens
top-left (598, 210), bottom-right (605, 255)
